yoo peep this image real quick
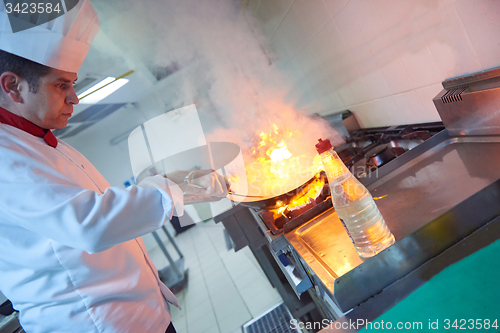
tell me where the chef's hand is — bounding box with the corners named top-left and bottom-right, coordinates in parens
top-left (165, 169), bottom-right (229, 198)
top-left (185, 169), bottom-right (229, 197)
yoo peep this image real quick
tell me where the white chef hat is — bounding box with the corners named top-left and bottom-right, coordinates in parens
top-left (0, 0), bottom-right (100, 73)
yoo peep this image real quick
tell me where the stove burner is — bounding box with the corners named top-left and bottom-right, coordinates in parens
top-left (336, 122), bottom-right (445, 176)
top-left (364, 144), bottom-right (397, 167)
top-left (259, 182), bottom-right (332, 235)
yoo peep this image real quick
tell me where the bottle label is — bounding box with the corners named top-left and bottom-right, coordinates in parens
top-left (339, 218), bottom-right (355, 244)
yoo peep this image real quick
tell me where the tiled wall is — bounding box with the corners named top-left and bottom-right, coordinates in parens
top-left (249, 0), bottom-right (500, 128)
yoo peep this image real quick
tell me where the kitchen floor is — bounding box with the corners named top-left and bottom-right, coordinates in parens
top-left (147, 219), bottom-right (283, 333)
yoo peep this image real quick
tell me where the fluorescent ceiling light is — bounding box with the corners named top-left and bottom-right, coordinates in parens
top-left (78, 77), bottom-right (129, 104)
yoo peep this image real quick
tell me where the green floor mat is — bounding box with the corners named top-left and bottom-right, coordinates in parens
top-left (361, 238), bottom-right (500, 332)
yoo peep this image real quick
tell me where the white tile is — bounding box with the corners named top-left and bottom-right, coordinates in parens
top-left (310, 20), bottom-right (344, 65)
top-left (413, 84), bottom-right (443, 123)
top-left (292, 0), bottom-right (332, 42)
top-left (336, 85), bottom-right (357, 108)
top-left (203, 267), bottom-right (232, 283)
top-left (371, 32), bottom-right (413, 95)
top-left (184, 289), bottom-right (210, 309)
top-left (244, 291), bottom-right (283, 318)
top-left (187, 265), bottom-right (203, 277)
top-left (356, 0), bottom-right (387, 43)
top-left (282, 56), bottom-right (310, 106)
top-left (185, 272), bottom-right (205, 287)
top-left (394, 32), bottom-right (442, 88)
top-left (322, 0), bottom-right (350, 18)
top-left (165, 218), bottom-right (284, 333)
top-left (199, 256), bottom-right (223, 270)
top-left (309, 20), bottom-right (357, 106)
top-left (371, 0), bottom-right (416, 43)
top-left (186, 304), bottom-right (218, 333)
top-left (200, 325), bottom-right (220, 333)
top-left (207, 278), bottom-right (239, 298)
top-left (232, 268), bottom-right (266, 290)
top-left (416, 5), bottom-right (480, 79)
top-left (271, 5), bottom-right (308, 63)
top-left (333, 0), bottom-right (366, 50)
top-left (206, 234), bottom-right (228, 254)
top-left (267, 34), bottom-right (296, 65)
top-left (347, 78), bottom-right (369, 105)
top-left (350, 97), bottom-right (399, 128)
top-left (218, 311), bottom-right (252, 333)
top-left (355, 58), bottom-right (390, 101)
top-left (225, 263), bottom-right (256, 281)
top-left (391, 91), bottom-right (433, 125)
top-left (195, 249), bottom-right (218, 261)
top-left (185, 296), bottom-right (212, 318)
top-left (378, 85), bottom-right (441, 127)
top-left (206, 280), bottom-right (236, 296)
top-left (411, 0), bottom-right (458, 18)
top-left (184, 275), bottom-right (207, 290)
top-left (326, 90), bottom-right (345, 111)
top-left (291, 46), bottom-right (337, 113)
top-left (238, 277), bottom-right (279, 304)
top-left (184, 281), bottom-right (208, 299)
top-left (324, 58), bottom-right (358, 106)
top-left (211, 290), bottom-right (250, 322)
top-left (246, 0), bottom-right (261, 15)
top-left (253, 0), bottom-right (293, 39)
top-left (455, 0), bottom-right (500, 70)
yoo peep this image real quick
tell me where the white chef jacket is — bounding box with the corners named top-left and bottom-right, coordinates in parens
top-left (0, 123), bottom-right (181, 333)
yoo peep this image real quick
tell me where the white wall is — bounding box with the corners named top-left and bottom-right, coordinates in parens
top-left (249, 0), bottom-right (500, 128)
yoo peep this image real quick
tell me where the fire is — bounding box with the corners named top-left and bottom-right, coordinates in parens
top-left (270, 144), bottom-right (292, 179)
top-left (287, 174), bottom-right (325, 210)
top-left (270, 173), bottom-right (326, 219)
top-left (228, 122), bottom-right (325, 197)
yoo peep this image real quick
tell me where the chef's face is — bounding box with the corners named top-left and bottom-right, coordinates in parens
top-left (21, 68), bottom-right (79, 129)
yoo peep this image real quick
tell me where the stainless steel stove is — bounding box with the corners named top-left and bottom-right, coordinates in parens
top-left (215, 67), bottom-right (500, 332)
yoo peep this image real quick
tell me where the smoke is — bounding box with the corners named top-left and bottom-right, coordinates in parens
top-left (95, 0), bottom-right (343, 154)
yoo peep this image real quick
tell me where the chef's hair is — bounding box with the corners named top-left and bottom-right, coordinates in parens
top-left (0, 49), bottom-right (51, 93)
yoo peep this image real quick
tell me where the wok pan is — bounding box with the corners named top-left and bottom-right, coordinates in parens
top-left (133, 140), bottom-right (324, 210)
top-left (229, 171), bottom-right (327, 210)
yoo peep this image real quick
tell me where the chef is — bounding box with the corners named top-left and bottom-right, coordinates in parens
top-left (0, 1), bottom-right (227, 332)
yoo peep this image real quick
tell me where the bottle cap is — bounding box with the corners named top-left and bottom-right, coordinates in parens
top-left (315, 138), bottom-right (332, 154)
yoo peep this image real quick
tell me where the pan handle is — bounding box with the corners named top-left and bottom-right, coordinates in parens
top-left (183, 194), bottom-right (224, 205)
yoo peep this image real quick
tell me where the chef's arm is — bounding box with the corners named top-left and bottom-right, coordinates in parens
top-left (1, 180), bottom-right (179, 254)
top-left (0, 146), bottom-right (184, 254)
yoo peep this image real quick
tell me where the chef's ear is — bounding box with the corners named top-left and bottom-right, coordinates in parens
top-left (0, 72), bottom-right (24, 103)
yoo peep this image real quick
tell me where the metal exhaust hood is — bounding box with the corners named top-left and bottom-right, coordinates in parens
top-left (433, 67), bottom-right (500, 136)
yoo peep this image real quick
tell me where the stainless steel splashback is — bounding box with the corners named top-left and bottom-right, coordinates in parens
top-left (433, 67), bottom-right (500, 136)
top-left (320, 111), bottom-right (360, 140)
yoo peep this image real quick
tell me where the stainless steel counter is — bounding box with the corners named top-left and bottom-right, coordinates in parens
top-left (368, 135), bottom-right (500, 237)
top-left (285, 131), bottom-right (500, 314)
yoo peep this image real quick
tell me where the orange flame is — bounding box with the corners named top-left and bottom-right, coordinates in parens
top-left (229, 123), bottom-right (325, 197)
top-left (269, 173), bottom-right (326, 217)
top-left (287, 174), bottom-right (325, 210)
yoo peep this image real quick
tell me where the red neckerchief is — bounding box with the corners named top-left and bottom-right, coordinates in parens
top-left (0, 106), bottom-right (58, 148)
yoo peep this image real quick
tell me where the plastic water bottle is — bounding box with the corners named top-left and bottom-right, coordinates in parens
top-left (316, 138), bottom-right (395, 258)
